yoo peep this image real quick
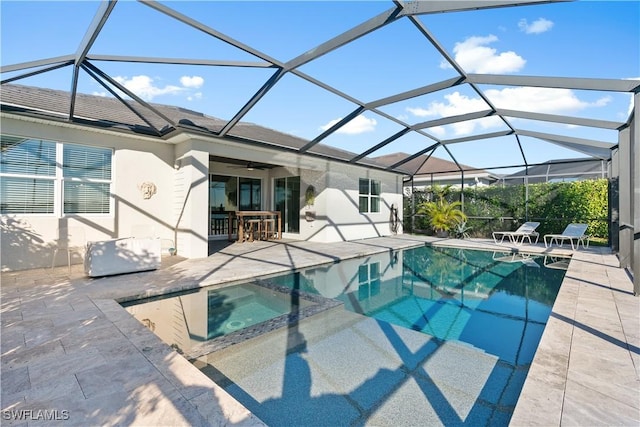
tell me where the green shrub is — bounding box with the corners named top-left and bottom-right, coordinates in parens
top-left (405, 179), bottom-right (609, 239)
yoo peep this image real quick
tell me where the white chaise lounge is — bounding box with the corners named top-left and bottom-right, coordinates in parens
top-left (492, 221), bottom-right (540, 246)
top-left (544, 223), bottom-right (590, 251)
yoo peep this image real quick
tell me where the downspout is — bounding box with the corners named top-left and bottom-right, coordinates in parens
top-left (460, 169), bottom-right (465, 214)
top-left (525, 167), bottom-right (529, 222)
top-left (411, 176), bottom-right (415, 233)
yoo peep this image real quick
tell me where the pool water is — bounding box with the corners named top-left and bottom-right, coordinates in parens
top-left (125, 245), bottom-right (568, 425)
top-left (268, 246), bottom-right (565, 367)
top-left (205, 285), bottom-right (291, 337)
top-left (122, 282), bottom-right (319, 355)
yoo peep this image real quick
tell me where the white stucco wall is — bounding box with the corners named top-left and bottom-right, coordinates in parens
top-left (1, 114), bottom-right (405, 271)
top-left (1, 116), bottom-right (178, 271)
top-left (301, 162), bottom-right (404, 242)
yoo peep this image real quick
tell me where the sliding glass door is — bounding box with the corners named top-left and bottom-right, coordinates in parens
top-left (209, 175), bottom-right (262, 237)
top-left (274, 176), bottom-right (300, 233)
top-left (239, 177), bottom-right (261, 211)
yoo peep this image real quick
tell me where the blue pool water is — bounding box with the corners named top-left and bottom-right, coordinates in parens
top-left (205, 285), bottom-right (292, 338)
top-left (123, 282), bottom-right (314, 354)
top-left (126, 245), bottom-right (568, 425)
top-left (269, 246), bottom-right (566, 367)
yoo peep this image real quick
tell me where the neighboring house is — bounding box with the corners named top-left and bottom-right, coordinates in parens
top-left (501, 158), bottom-right (609, 184)
top-left (0, 85), bottom-right (404, 271)
top-left (371, 152), bottom-right (499, 194)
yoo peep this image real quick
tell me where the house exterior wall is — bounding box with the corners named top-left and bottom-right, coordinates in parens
top-left (1, 115), bottom-right (405, 271)
top-left (209, 154), bottom-right (404, 243)
top-left (307, 162), bottom-right (404, 242)
top-left (1, 116), bottom-right (178, 271)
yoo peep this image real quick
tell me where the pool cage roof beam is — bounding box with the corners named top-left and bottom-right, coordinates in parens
top-left (69, 0), bottom-right (116, 121)
top-left (0, 0), bottom-right (637, 178)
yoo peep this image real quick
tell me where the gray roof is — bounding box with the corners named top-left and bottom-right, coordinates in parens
top-left (506, 158), bottom-right (607, 180)
top-left (372, 152), bottom-right (491, 176)
top-left (1, 83), bottom-right (399, 172)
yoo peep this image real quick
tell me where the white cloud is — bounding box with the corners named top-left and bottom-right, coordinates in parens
top-left (112, 74), bottom-right (205, 101)
top-left (428, 126), bottom-right (446, 137)
top-left (485, 86), bottom-right (611, 113)
top-left (407, 91), bottom-right (488, 118)
top-left (114, 75), bottom-right (183, 101)
top-left (92, 91), bottom-right (108, 97)
top-left (180, 75), bottom-right (204, 88)
top-left (518, 18), bottom-right (554, 34)
top-left (405, 87), bottom-right (611, 137)
top-left (187, 92), bottom-right (203, 102)
top-left (407, 92), bottom-right (502, 136)
top-left (320, 114), bottom-right (377, 134)
top-left (441, 35), bottom-right (525, 74)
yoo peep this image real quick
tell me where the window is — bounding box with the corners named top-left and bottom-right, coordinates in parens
top-left (358, 178), bottom-right (380, 213)
top-left (63, 144), bottom-right (112, 214)
top-left (1, 135), bottom-right (112, 215)
top-left (210, 175), bottom-right (238, 212)
top-left (358, 262), bottom-right (381, 301)
top-left (239, 177), bottom-right (261, 211)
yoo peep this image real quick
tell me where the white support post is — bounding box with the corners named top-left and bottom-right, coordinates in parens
top-left (632, 92), bottom-right (639, 295)
top-left (173, 144), bottom-right (210, 259)
top-left (618, 127), bottom-right (632, 270)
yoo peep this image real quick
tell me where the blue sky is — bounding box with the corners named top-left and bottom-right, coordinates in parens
top-left (1, 1), bottom-right (639, 172)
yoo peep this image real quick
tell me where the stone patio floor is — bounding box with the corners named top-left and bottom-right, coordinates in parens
top-left (1, 235), bottom-right (638, 426)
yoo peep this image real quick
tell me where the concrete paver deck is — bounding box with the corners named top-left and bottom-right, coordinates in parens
top-left (1, 235), bottom-right (638, 426)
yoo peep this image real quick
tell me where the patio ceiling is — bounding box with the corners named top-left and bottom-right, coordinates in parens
top-left (1, 0), bottom-right (638, 177)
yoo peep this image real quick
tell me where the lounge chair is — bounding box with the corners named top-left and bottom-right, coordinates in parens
top-left (544, 223), bottom-right (590, 250)
top-left (492, 221), bottom-right (540, 246)
top-left (492, 251), bottom-right (540, 268)
top-left (543, 255), bottom-right (570, 270)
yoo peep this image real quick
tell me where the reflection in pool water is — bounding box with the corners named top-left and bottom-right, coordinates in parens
top-left (123, 282), bottom-right (319, 355)
top-left (270, 246), bottom-right (566, 366)
top-left (125, 245), bottom-right (568, 425)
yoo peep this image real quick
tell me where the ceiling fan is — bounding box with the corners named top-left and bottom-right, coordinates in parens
top-left (228, 162), bottom-right (270, 171)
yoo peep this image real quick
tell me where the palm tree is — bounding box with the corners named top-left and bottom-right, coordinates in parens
top-left (418, 199), bottom-right (467, 237)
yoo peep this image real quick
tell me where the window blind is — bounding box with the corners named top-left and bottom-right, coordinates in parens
top-left (64, 182), bottom-right (110, 214)
top-left (63, 144), bottom-right (112, 179)
top-left (0, 137), bottom-right (56, 176)
top-left (1, 135), bottom-right (113, 215)
top-left (0, 177), bottom-right (55, 214)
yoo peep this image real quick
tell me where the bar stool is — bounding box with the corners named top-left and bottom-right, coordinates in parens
top-left (262, 218), bottom-right (275, 240)
top-left (246, 219), bottom-right (262, 242)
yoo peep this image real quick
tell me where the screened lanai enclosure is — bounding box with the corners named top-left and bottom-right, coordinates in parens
top-left (1, 0), bottom-right (638, 293)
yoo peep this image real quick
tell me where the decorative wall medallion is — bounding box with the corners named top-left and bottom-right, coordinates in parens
top-left (139, 181), bottom-right (157, 199)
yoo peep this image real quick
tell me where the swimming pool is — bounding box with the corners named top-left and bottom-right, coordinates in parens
top-left (268, 246), bottom-right (566, 366)
top-left (125, 245), bottom-right (567, 426)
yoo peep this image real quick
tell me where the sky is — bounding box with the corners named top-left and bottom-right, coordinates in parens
top-left (1, 0), bottom-right (639, 173)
